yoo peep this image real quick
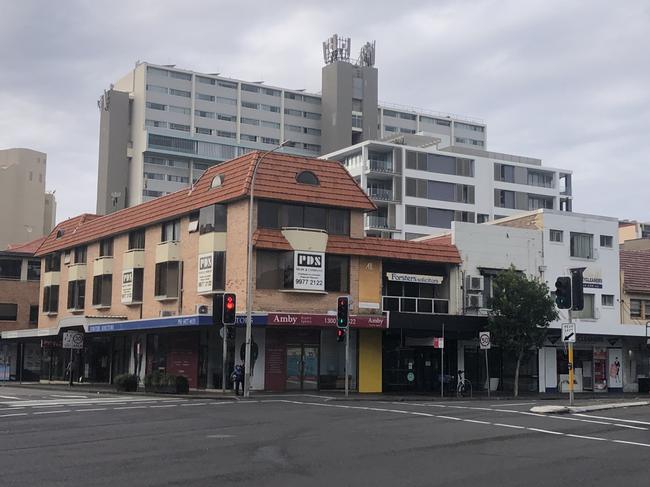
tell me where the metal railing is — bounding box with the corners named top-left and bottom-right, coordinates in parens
top-left (366, 159), bottom-right (394, 173)
top-left (367, 188), bottom-right (393, 201)
top-left (366, 215), bottom-right (393, 229)
top-left (382, 296), bottom-right (449, 314)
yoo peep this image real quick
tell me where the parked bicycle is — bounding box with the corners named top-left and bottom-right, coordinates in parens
top-left (456, 370), bottom-right (472, 398)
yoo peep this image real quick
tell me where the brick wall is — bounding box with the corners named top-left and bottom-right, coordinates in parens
top-left (0, 280), bottom-right (39, 332)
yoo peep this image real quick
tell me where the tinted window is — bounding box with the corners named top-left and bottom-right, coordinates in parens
top-left (27, 260), bottom-right (41, 281)
top-left (325, 255), bottom-right (349, 292)
top-left (304, 207), bottom-right (327, 230)
top-left (128, 229), bottom-right (146, 250)
top-left (199, 204), bottom-right (227, 234)
top-left (0, 259), bottom-right (22, 279)
top-left (0, 303), bottom-right (18, 321)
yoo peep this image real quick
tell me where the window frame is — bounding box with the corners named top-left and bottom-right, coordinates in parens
top-left (161, 219), bottom-right (181, 243)
top-left (92, 274), bottom-right (113, 308)
top-left (99, 238), bottom-right (114, 258)
top-left (570, 232), bottom-right (594, 259)
top-left (155, 261), bottom-right (180, 298)
top-left (599, 235), bottom-right (613, 248)
top-left (67, 280), bottom-right (86, 311)
top-left (0, 303), bottom-right (18, 321)
top-left (43, 285), bottom-right (59, 313)
top-left (128, 229), bottom-right (146, 250)
top-left (549, 229), bottom-right (564, 243)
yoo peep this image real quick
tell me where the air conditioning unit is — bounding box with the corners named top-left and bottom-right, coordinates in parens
top-left (466, 275), bottom-right (484, 292)
top-left (196, 304), bottom-right (211, 315)
top-left (159, 310), bottom-right (175, 317)
top-left (466, 294), bottom-right (484, 309)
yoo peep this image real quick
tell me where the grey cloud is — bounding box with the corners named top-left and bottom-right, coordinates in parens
top-left (0, 0), bottom-right (648, 222)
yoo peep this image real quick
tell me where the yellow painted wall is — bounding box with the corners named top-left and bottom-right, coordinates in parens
top-left (358, 257), bottom-right (382, 310)
top-left (358, 329), bottom-right (382, 393)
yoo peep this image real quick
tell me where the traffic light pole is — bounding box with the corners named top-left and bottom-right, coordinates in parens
top-left (568, 310), bottom-right (574, 406)
top-left (222, 325), bottom-right (228, 393)
top-left (345, 327), bottom-right (350, 398)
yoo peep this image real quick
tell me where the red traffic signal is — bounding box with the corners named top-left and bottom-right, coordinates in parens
top-left (336, 328), bottom-right (346, 343)
top-left (222, 293), bottom-right (237, 325)
top-left (337, 296), bottom-right (349, 329)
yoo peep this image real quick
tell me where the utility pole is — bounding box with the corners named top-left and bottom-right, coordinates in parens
top-left (345, 326), bottom-right (350, 398)
top-left (568, 309), bottom-right (574, 406)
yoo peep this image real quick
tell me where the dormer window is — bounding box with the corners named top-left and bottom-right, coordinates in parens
top-left (296, 170), bottom-right (319, 185)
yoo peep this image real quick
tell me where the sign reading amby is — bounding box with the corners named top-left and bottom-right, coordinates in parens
top-left (386, 272), bottom-right (443, 285)
top-left (121, 269), bottom-right (134, 304)
top-left (62, 331), bottom-right (84, 349)
top-left (293, 251), bottom-right (325, 291)
top-left (197, 253), bottom-right (213, 293)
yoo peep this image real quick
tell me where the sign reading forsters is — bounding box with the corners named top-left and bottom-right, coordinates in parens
top-left (293, 251), bottom-right (325, 291)
top-left (386, 273), bottom-right (443, 285)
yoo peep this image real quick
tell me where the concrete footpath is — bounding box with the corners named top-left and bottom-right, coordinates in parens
top-left (3, 382), bottom-right (650, 410)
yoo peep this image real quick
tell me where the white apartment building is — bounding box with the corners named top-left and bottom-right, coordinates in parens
top-left (324, 136), bottom-right (573, 239)
top-left (0, 148), bottom-right (56, 249)
top-left (96, 35), bottom-right (488, 214)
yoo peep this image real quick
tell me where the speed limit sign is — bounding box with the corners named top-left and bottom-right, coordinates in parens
top-left (479, 331), bottom-right (491, 350)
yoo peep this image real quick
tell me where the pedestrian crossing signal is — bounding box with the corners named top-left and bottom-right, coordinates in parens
top-left (222, 293), bottom-right (237, 325)
top-left (337, 328), bottom-right (346, 343)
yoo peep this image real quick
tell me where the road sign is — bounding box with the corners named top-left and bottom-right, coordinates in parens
top-left (479, 331), bottom-right (491, 350)
top-left (562, 323), bottom-right (576, 343)
top-left (62, 331), bottom-right (84, 349)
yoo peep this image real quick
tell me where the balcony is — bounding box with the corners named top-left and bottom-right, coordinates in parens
top-left (156, 241), bottom-right (181, 263)
top-left (382, 296), bottom-right (449, 314)
top-left (67, 263), bottom-right (87, 282)
top-left (123, 249), bottom-right (145, 269)
top-left (366, 159), bottom-right (395, 174)
top-left (93, 256), bottom-right (113, 276)
top-left (366, 215), bottom-right (394, 230)
top-left (43, 271), bottom-right (60, 287)
top-left (367, 187), bottom-right (394, 201)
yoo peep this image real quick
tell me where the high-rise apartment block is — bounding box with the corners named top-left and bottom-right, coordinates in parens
top-left (96, 35), bottom-right (489, 214)
top-left (0, 148), bottom-right (56, 249)
top-left (324, 135), bottom-right (573, 238)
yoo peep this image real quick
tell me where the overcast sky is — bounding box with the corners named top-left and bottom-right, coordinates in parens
top-left (1, 0), bottom-right (648, 223)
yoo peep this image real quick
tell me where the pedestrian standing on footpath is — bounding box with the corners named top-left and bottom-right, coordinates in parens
top-left (231, 362), bottom-right (244, 396)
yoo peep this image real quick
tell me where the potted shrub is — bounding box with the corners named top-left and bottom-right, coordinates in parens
top-left (114, 373), bottom-right (139, 392)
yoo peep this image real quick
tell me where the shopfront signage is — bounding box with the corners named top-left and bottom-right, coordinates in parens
top-left (386, 273), bottom-right (443, 285)
top-left (583, 268), bottom-right (603, 289)
top-left (62, 331), bottom-right (84, 349)
top-left (404, 337), bottom-right (444, 348)
top-left (267, 313), bottom-right (387, 329)
top-left (294, 251), bottom-right (325, 291)
top-left (121, 269), bottom-right (134, 304)
top-left (197, 253), bottom-right (213, 294)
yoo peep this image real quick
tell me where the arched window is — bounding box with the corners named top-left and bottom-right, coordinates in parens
top-left (296, 170), bottom-right (319, 185)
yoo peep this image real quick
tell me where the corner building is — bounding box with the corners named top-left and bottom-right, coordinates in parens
top-left (31, 152), bottom-right (461, 392)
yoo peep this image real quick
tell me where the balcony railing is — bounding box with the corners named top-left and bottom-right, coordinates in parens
top-left (367, 159), bottom-right (394, 173)
top-left (382, 296), bottom-right (449, 314)
top-left (367, 188), bottom-right (394, 201)
top-left (366, 215), bottom-right (393, 229)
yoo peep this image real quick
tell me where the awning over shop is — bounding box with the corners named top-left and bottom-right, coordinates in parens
top-left (386, 313), bottom-right (487, 337)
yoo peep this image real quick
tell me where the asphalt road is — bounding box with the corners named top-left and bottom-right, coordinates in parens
top-left (1, 386), bottom-right (649, 487)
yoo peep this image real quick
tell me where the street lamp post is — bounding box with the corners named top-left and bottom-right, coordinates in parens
top-left (244, 141), bottom-right (290, 398)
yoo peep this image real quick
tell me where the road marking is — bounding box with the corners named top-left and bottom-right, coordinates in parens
top-left (436, 415), bottom-right (462, 421)
top-left (612, 440), bottom-right (650, 448)
top-left (566, 434), bottom-right (607, 441)
top-left (527, 428), bottom-right (564, 436)
top-left (150, 404), bottom-right (177, 408)
top-left (74, 408), bottom-right (107, 412)
top-left (574, 413), bottom-right (650, 426)
top-left (50, 395), bottom-right (88, 399)
top-left (491, 402), bottom-right (538, 407)
top-left (463, 419), bottom-right (491, 425)
top-left (114, 406), bottom-right (148, 410)
top-left (0, 413), bottom-right (27, 418)
top-left (206, 434), bottom-right (234, 439)
top-left (494, 423), bottom-right (525, 429)
top-left (181, 402), bottom-right (208, 407)
top-left (0, 395), bottom-right (20, 400)
top-left (33, 410), bottom-right (71, 415)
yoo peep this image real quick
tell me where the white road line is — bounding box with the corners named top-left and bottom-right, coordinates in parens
top-left (494, 423), bottom-right (525, 430)
top-left (150, 404), bottom-right (177, 408)
top-left (50, 395), bottom-right (88, 399)
top-left (180, 403), bottom-right (207, 407)
top-left (33, 410), bottom-right (71, 415)
top-left (613, 440), bottom-right (650, 448)
top-left (491, 402), bottom-right (538, 407)
top-left (566, 434), bottom-right (608, 441)
top-left (463, 419), bottom-right (491, 425)
top-left (74, 408), bottom-right (107, 412)
top-left (436, 415), bottom-right (462, 421)
top-left (527, 428), bottom-right (565, 436)
top-left (114, 406), bottom-right (148, 410)
top-left (0, 395), bottom-right (20, 400)
top-left (574, 413), bottom-right (650, 426)
top-left (0, 413), bottom-right (27, 418)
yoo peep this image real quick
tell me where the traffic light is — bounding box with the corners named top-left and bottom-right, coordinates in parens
top-left (555, 277), bottom-right (572, 309)
top-left (337, 296), bottom-right (349, 329)
top-left (570, 268), bottom-right (585, 311)
top-left (212, 293), bottom-right (223, 326)
top-left (336, 328), bottom-right (346, 343)
top-left (222, 293), bottom-right (237, 325)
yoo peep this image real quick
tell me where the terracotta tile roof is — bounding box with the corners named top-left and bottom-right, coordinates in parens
top-left (36, 152), bottom-right (376, 256)
top-left (5, 236), bottom-right (47, 255)
top-left (417, 234), bottom-right (453, 245)
top-left (253, 229), bottom-right (461, 264)
top-left (620, 250), bottom-right (650, 294)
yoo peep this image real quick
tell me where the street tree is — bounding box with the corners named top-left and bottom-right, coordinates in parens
top-left (488, 266), bottom-right (559, 397)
